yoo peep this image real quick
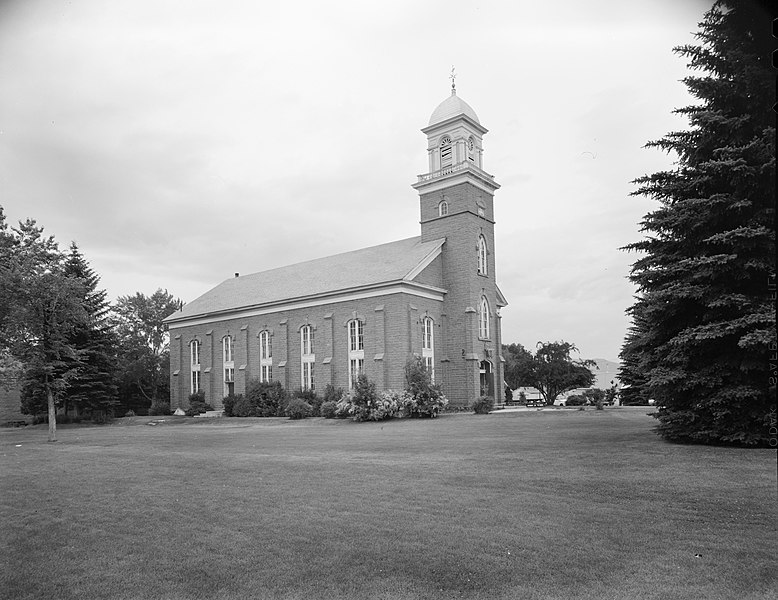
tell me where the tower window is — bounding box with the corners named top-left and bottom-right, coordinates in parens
top-left (438, 200), bottom-right (448, 217)
top-left (468, 136), bottom-right (475, 162)
top-left (440, 136), bottom-right (452, 169)
top-left (477, 235), bottom-right (488, 276)
top-left (478, 296), bottom-right (491, 340)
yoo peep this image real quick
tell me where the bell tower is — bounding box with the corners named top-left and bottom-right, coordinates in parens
top-left (412, 77), bottom-right (506, 406)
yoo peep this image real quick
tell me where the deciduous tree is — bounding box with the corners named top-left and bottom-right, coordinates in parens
top-left (502, 341), bottom-right (596, 405)
top-left (0, 209), bottom-right (87, 441)
top-left (112, 289), bottom-right (183, 413)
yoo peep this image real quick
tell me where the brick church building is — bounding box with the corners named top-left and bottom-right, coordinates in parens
top-left (164, 86), bottom-right (507, 409)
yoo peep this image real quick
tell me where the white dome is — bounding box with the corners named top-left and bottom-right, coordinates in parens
top-left (428, 93), bottom-right (480, 126)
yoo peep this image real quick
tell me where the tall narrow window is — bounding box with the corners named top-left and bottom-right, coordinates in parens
top-left (223, 336), bottom-right (234, 397)
top-left (440, 136), bottom-right (452, 169)
top-left (467, 136), bottom-right (475, 162)
top-left (259, 330), bottom-right (273, 383)
top-left (347, 319), bottom-right (365, 389)
top-left (438, 200), bottom-right (448, 217)
top-left (422, 317), bottom-right (435, 382)
top-left (479, 296), bottom-right (491, 340)
top-left (300, 325), bottom-right (315, 391)
top-left (190, 340), bottom-right (201, 394)
top-left (477, 235), bottom-right (488, 275)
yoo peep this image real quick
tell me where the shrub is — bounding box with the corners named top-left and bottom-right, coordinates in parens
top-left (320, 401), bottom-right (338, 419)
top-left (518, 391), bottom-right (527, 403)
top-left (188, 390), bottom-right (206, 405)
top-left (91, 411), bottom-right (111, 424)
top-left (334, 395), bottom-right (352, 419)
top-left (565, 394), bottom-right (586, 406)
top-left (349, 374), bottom-right (380, 421)
top-left (245, 379), bottom-right (289, 417)
top-left (323, 384), bottom-right (344, 404)
top-left (285, 398), bottom-right (312, 420)
top-left (294, 388), bottom-right (322, 416)
top-left (472, 396), bottom-right (494, 414)
top-left (222, 394), bottom-right (242, 417)
top-left (124, 410), bottom-right (136, 417)
top-left (232, 395), bottom-right (258, 417)
top-left (403, 357), bottom-right (448, 417)
top-left (148, 401), bottom-right (171, 416)
top-left (336, 383), bottom-right (404, 422)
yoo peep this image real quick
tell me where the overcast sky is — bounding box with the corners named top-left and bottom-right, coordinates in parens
top-left (0, 0), bottom-right (712, 362)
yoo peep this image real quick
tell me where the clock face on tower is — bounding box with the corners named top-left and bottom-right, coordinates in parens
top-left (468, 137), bottom-right (474, 151)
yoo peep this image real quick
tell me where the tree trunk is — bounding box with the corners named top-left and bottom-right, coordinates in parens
top-left (47, 385), bottom-right (57, 442)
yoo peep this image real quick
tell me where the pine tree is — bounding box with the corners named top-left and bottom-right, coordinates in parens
top-left (621, 1), bottom-right (775, 445)
top-left (60, 243), bottom-right (119, 417)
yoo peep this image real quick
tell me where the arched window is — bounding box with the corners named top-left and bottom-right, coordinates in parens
top-left (259, 330), bottom-right (272, 382)
top-left (477, 235), bottom-right (488, 275)
top-left (467, 136), bottom-right (475, 162)
top-left (347, 319), bottom-right (364, 388)
top-left (439, 136), bottom-right (452, 169)
top-left (190, 340), bottom-right (201, 393)
top-left (478, 296), bottom-right (491, 340)
top-left (300, 325), bottom-right (315, 391)
top-left (223, 336), bottom-right (234, 397)
top-left (438, 200), bottom-right (448, 217)
top-left (422, 316), bottom-right (434, 382)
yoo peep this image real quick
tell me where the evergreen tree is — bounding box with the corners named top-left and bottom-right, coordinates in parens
top-left (60, 242), bottom-right (119, 417)
top-left (622, 1), bottom-right (775, 445)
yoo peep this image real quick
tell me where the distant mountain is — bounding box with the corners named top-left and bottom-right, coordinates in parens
top-left (588, 358), bottom-right (620, 389)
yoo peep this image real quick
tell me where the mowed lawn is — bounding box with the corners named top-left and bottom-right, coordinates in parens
top-left (1, 408), bottom-right (775, 600)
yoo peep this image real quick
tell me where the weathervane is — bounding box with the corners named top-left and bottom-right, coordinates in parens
top-left (450, 65), bottom-right (456, 95)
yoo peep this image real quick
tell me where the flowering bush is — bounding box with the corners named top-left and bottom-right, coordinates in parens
top-left (334, 395), bottom-right (352, 419)
top-left (334, 376), bottom-right (405, 421)
top-left (332, 363), bottom-right (449, 422)
top-left (403, 357), bottom-right (448, 417)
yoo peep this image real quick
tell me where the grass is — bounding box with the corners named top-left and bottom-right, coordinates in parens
top-left (1, 407), bottom-right (775, 600)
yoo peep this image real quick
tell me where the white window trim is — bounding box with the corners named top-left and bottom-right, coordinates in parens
top-left (259, 330), bottom-right (273, 382)
top-left (438, 200), bottom-right (448, 217)
top-left (347, 319), bottom-right (365, 389)
top-left (478, 235), bottom-right (488, 275)
top-left (190, 340), bottom-right (201, 394)
top-left (440, 135), bottom-right (453, 169)
top-left (422, 317), bottom-right (434, 383)
top-left (479, 296), bottom-right (491, 340)
top-left (223, 336), bottom-right (235, 397)
top-left (300, 325), bottom-right (315, 391)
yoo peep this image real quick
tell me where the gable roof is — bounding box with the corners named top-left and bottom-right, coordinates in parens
top-left (165, 236), bottom-right (446, 324)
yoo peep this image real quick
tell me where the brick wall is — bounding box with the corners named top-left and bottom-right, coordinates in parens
top-left (419, 180), bottom-right (504, 405)
top-left (167, 291), bottom-right (465, 408)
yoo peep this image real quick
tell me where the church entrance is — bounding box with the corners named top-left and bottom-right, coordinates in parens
top-left (479, 360), bottom-right (494, 398)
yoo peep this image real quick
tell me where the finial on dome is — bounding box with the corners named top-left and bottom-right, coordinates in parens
top-left (449, 65), bottom-right (456, 95)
